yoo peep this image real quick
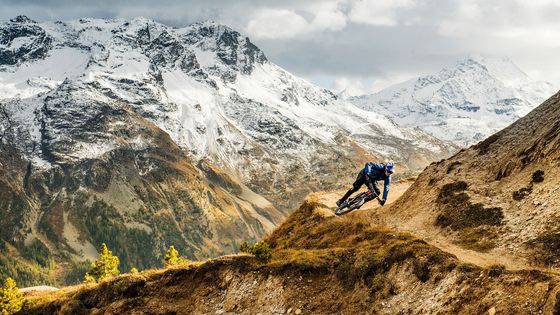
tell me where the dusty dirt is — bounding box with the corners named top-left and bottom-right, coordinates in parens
top-left (315, 177), bottom-right (414, 214)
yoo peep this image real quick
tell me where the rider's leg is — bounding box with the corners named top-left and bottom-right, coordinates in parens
top-left (338, 173), bottom-right (365, 205)
top-left (365, 177), bottom-right (381, 197)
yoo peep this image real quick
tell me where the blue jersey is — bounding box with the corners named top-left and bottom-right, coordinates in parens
top-left (360, 162), bottom-right (391, 200)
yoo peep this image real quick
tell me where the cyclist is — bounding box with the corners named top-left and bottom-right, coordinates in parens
top-left (336, 162), bottom-right (394, 209)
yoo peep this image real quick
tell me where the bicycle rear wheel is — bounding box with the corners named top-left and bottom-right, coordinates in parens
top-left (335, 193), bottom-right (366, 216)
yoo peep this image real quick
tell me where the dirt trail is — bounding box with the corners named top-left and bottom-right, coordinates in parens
top-left (311, 179), bottom-right (551, 272)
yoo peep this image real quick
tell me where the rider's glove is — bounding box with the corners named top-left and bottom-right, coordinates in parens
top-left (379, 199), bottom-right (386, 206)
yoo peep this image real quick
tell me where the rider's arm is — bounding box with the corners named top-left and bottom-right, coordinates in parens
top-left (382, 176), bottom-right (391, 201)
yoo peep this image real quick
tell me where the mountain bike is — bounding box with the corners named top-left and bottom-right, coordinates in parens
top-left (335, 190), bottom-right (381, 216)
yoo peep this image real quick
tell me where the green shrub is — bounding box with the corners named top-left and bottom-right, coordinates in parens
top-left (84, 243), bottom-right (120, 283)
top-left (82, 199), bottom-right (157, 271)
top-left (18, 239), bottom-right (54, 269)
top-left (240, 241), bottom-right (272, 264)
top-left (0, 277), bottom-right (23, 315)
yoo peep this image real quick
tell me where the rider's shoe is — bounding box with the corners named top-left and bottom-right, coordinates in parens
top-left (336, 199), bottom-right (342, 207)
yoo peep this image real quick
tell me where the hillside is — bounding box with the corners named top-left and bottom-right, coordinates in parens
top-left (21, 199), bottom-right (560, 314)
top-left (377, 91), bottom-right (560, 270)
top-left (0, 116), bottom-right (284, 285)
top-left (0, 15), bottom-right (456, 285)
top-left (350, 56), bottom-right (556, 146)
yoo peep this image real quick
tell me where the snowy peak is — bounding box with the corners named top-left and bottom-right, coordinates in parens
top-left (465, 55), bottom-right (528, 84)
top-left (0, 16), bottom-right (459, 281)
top-left (181, 21), bottom-right (267, 74)
top-left (0, 16), bottom-right (455, 206)
top-left (0, 16), bottom-right (266, 78)
top-left (434, 55), bottom-right (529, 87)
top-left (9, 15), bottom-right (37, 24)
top-left (351, 55), bottom-right (556, 146)
top-left (415, 55), bottom-right (529, 91)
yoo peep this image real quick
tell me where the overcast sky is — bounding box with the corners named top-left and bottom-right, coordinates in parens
top-left (2, 0), bottom-right (559, 95)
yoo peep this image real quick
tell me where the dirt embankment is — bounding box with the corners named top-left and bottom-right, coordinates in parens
top-left (22, 200), bottom-right (560, 315)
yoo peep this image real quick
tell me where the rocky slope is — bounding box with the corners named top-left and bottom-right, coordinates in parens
top-left (0, 16), bottom-right (455, 285)
top-left (350, 56), bottom-right (556, 146)
top-left (21, 200), bottom-right (560, 314)
top-left (378, 90), bottom-right (560, 269)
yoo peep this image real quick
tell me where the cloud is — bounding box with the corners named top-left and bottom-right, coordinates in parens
top-left (246, 9), bottom-right (314, 39)
top-left (348, 0), bottom-right (416, 26)
top-left (245, 0), bottom-right (418, 39)
top-left (438, 0), bottom-right (560, 44)
top-left (432, 0), bottom-right (560, 85)
top-left (245, 2), bottom-right (346, 39)
top-left (1, 0), bottom-right (559, 92)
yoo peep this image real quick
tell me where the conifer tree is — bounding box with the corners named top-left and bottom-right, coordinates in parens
top-left (164, 245), bottom-right (187, 267)
top-left (84, 243), bottom-right (120, 283)
top-left (238, 241), bottom-right (272, 263)
top-left (0, 277), bottom-right (23, 315)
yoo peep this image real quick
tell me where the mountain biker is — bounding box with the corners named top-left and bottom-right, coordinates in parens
top-left (336, 162), bottom-right (394, 208)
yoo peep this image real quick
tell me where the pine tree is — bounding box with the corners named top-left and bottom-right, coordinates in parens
top-left (84, 243), bottom-right (120, 283)
top-left (0, 277), bottom-right (23, 315)
top-left (251, 241), bottom-right (272, 263)
top-left (163, 245), bottom-right (187, 267)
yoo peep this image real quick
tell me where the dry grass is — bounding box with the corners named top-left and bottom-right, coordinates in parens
top-left (435, 181), bottom-right (503, 230)
top-left (264, 200), bottom-right (455, 288)
top-left (454, 227), bottom-right (497, 252)
top-left (526, 231), bottom-right (560, 267)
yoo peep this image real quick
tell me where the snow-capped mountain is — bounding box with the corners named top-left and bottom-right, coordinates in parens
top-left (349, 56), bottom-right (556, 146)
top-left (0, 16), bottom-right (454, 204)
top-left (0, 16), bottom-right (455, 284)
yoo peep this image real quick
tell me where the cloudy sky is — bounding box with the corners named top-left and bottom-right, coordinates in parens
top-left (2, 0), bottom-right (560, 95)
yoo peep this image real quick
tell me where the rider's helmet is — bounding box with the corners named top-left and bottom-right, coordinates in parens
top-left (385, 161), bottom-right (395, 174)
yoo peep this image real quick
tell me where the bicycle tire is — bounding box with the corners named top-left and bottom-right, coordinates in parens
top-left (335, 193), bottom-right (366, 216)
